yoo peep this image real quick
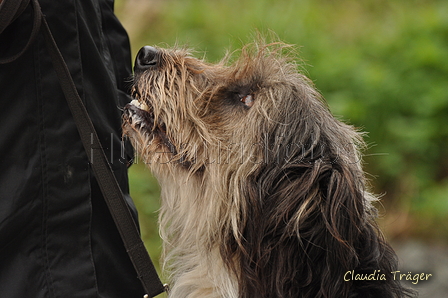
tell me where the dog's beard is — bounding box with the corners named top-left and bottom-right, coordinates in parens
top-left (124, 91), bottom-right (207, 172)
top-left (123, 94), bottom-right (180, 168)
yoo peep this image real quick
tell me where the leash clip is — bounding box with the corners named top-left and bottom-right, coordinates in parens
top-left (143, 284), bottom-right (170, 298)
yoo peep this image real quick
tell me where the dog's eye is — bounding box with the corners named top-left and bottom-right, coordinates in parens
top-left (240, 94), bottom-right (254, 108)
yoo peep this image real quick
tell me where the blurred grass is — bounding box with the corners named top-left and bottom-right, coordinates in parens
top-left (127, 162), bottom-right (161, 267)
top-left (119, 0), bottom-right (448, 264)
top-left (128, 161), bottom-right (168, 295)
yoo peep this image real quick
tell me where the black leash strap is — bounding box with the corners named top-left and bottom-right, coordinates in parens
top-left (0, 1), bottom-right (166, 297)
top-left (0, 0), bottom-right (29, 34)
top-left (0, 0), bottom-right (41, 64)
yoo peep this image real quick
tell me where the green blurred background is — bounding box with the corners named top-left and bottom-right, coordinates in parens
top-left (115, 0), bottom-right (448, 284)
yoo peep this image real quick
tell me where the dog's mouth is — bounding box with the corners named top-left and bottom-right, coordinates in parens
top-left (123, 99), bottom-right (178, 155)
top-left (124, 99), bottom-right (155, 130)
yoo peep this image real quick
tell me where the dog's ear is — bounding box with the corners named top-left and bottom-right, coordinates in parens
top-left (227, 157), bottom-right (411, 298)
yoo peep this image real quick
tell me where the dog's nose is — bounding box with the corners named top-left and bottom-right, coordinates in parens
top-left (134, 46), bottom-right (159, 72)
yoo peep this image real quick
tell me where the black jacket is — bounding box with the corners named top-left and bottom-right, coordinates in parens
top-left (0, 1), bottom-right (145, 297)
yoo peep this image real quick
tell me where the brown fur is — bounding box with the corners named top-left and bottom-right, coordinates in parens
top-left (123, 40), bottom-right (415, 298)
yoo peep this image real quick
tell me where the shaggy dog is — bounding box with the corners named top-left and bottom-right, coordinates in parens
top-left (123, 41), bottom-right (415, 298)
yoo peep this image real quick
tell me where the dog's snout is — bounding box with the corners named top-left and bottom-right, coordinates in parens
top-left (135, 46), bottom-right (159, 72)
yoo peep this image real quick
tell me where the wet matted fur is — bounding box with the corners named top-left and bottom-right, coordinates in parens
top-left (123, 41), bottom-right (415, 298)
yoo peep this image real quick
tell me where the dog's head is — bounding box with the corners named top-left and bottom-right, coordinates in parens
top-left (123, 42), bottom-right (362, 176)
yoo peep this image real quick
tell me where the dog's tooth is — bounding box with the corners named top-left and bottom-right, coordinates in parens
top-left (130, 99), bottom-right (151, 112)
top-left (130, 99), bottom-right (140, 107)
top-left (140, 101), bottom-right (150, 111)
